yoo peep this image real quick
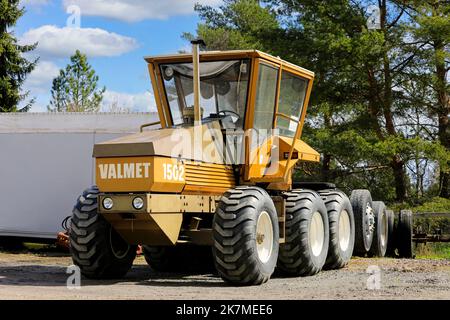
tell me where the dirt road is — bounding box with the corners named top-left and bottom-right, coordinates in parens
top-left (0, 251), bottom-right (448, 300)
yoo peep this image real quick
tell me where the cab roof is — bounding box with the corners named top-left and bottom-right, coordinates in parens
top-left (144, 49), bottom-right (315, 79)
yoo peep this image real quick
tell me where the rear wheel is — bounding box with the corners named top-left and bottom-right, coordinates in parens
top-left (368, 201), bottom-right (388, 257)
top-left (278, 189), bottom-right (329, 276)
top-left (385, 210), bottom-right (396, 257)
top-left (350, 190), bottom-right (374, 256)
top-left (70, 186), bottom-right (137, 279)
top-left (142, 246), bottom-right (179, 272)
top-left (398, 210), bottom-right (414, 258)
top-left (212, 186), bottom-right (279, 285)
top-left (319, 189), bottom-right (355, 269)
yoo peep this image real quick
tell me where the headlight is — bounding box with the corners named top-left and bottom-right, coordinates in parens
top-left (102, 197), bottom-right (114, 210)
top-left (132, 197), bottom-right (144, 210)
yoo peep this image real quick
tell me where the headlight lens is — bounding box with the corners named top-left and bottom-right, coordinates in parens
top-left (102, 197), bottom-right (114, 210)
top-left (132, 197), bottom-right (144, 210)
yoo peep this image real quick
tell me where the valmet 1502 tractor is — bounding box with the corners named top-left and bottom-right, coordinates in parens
top-left (70, 40), bottom-right (396, 285)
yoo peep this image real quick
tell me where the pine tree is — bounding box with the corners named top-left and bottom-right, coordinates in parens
top-left (407, 1), bottom-right (450, 198)
top-left (48, 50), bottom-right (105, 112)
top-left (0, 0), bottom-right (38, 112)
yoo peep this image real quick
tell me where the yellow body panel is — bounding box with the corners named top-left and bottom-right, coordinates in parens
top-left (247, 137), bottom-right (320, 183)
top-left (96, 156), bottom-right (185, 193)
top-left (96, 156), bottom-right (235, 194)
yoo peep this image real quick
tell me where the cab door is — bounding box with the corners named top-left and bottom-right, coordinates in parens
top-left (244, 60), bottom-right (314, 184)
top-left (244, 59), bottom-right (280, 181)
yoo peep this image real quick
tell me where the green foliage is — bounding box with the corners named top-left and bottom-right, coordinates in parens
top-left (48, 50), bottom-right (105, 112)
top-left (183, 0), bottom-right (279, 51)
top-left (0, 0), bottom-right (37, 112)
top-left (415, 197), bottom-right (450, 213)
top-left (415, 243), bottom-right (450, 260)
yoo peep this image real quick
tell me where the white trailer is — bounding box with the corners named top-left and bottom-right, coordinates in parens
top-left (0, 112), bottom-right (159, 240)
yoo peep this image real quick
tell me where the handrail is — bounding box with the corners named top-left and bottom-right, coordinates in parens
top-left (140, 121), bottom-right (161, 132)
top-left (277, 112), bottom-right (302, 181)
top-left (276, 112), bottom-right (300, 124)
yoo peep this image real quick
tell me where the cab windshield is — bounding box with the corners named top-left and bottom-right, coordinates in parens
top-left (160, 59), bottom-right (251, 128)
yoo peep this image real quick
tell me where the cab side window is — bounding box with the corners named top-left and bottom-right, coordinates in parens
top-left (276, 72), bottom-right (308, 137)
top-left (253, 64), bottom-right (279, 131)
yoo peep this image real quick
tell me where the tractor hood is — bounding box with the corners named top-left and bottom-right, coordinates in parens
top-left (93, 121), bottom-right (225, 164)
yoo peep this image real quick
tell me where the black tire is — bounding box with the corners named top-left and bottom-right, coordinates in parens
top-left (212, 186), bottom-right (279, 286)
top-left (385, 210), bottom-right (396, 257)
top-left (143, 245), bottom-right (214, 273)
top-left (142, 246), bottom-right (180, 272)
top-left (319, 189), bottom-right (355, 270)
top-left (368, 201), bottom-right (389, 257)
top-left (398, 210), bottom-right (414, 258)
top-left (278, 189), bottom-right (330, 276)
top-left (70, 186), bottom-right (137, 279)
top-left (350, 190), bottom-right (374, 255)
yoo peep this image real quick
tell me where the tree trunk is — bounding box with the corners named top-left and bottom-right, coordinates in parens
top-left (434, 38), bottom-right (449, 198)
top-left (392, 155), bottom-right (407, 202)
top-left (322, 153), bottom-right (331, 182)
top-left (438, 112), bottom-right (449, 198)
top-left (380, 0), bottom-right (408, 201)
top-left (321, 113), bottom-right (332, 182)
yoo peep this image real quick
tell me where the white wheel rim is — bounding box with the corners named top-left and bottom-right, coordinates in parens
top-left (256, 211), bottom-right (273, 264)
top-left (310, 211), bottom-right (325, 257)
top-left (339, 210), bottom-right (351, 252)
top-left (380, 212), bottom-right (388, 247)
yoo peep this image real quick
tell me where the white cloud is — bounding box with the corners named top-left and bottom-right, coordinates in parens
top-left (24, 60), bottom-right (60, 93)
top-left (102, 90), bottom-right (157, 112)
top-left (20, 25), bottom-right (139, 58)
top-left (63, 0), bottom-right (222, 22)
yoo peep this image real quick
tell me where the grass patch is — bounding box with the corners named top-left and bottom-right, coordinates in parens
top-left (415, 243), bottom-right (450, 260)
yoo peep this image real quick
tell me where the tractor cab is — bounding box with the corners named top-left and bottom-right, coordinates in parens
top-left (144, 49), bottom-right (320, 188)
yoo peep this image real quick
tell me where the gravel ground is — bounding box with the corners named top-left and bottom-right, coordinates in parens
top-left (0, 251), bottom-right (448, 300)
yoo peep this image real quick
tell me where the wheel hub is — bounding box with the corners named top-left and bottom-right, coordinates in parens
top-left (310, 211), bottom-right (325, 257)
top-left (256, 211), bottom-right (273, 264)
top-left (338, 210), bottom-right (351, 252)
top-left (365, 203), bottom-right (375, 235)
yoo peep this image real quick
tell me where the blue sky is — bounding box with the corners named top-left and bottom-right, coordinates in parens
top-left (18, 0), bottom-right (221, 112)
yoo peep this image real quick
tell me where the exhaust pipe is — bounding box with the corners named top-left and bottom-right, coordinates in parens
top-left (191, 39), bottom-right (205, 126)
top-left (191, 39), bottom-right (205, 161)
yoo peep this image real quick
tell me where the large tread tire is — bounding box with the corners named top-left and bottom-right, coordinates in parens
top-left (212, 186), bottom-right (279, 286)
top-left (368, 201), bottom-right (389, 257)
top-left (319, 189), bottom-right (355, 270)
top-left (398, 210), bottom-right (414, 258)
top-left (385, 210), bottom-right (396, 257)
top-left (142, 246), bottom-right (180, 272)
top-left (70, 186), bottom-right (137, 279)
top-left (278, 189), bottom-right (330, 276)
top-left (350, 190), bottom-right (374, 255)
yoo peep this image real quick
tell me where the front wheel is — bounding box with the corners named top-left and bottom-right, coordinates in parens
top-left (70, 186), bottom-right (137, 279)
top-left (212, 186), bottom-right (279, 286)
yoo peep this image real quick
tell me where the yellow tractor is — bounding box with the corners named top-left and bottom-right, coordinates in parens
top-left (70, 40), bottom-right (391, 285)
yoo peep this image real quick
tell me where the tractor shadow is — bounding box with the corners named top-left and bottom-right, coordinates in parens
top-left (0, 264), bottom-right (227, 288)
